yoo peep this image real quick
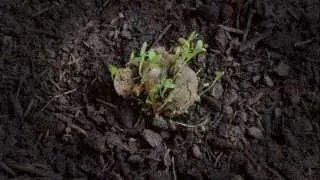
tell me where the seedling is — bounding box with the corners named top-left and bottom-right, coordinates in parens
top-left (108, 32), bottom-right (208, 117)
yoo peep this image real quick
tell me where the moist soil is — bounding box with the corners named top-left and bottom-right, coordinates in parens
top-left (0, 0), bottom-right (319, 179)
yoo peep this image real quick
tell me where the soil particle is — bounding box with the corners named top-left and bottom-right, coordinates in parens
top-left (84, 133), bottom-right (107, 153)
top-left (247, 127), bottom-right (264, 140)
top-left (273, 62), bottom-right (290, 77)
top-left (192, 144), bottom-right (202, 159)
top-left (142, 129), bottom-right (163, 148)
top-left (264, 74), bottom-right (274, 87)
top-left (211, 82), bottom-right (224, 99)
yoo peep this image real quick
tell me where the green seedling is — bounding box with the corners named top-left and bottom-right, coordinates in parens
top-left (109, 32), bottom-right (208, 116)
top-left (108, 64), bottom-right (119, 79)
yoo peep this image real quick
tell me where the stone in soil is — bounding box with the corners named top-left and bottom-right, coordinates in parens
top-left (142, 129), bottom-right (163, 148)
top-left (211, 82), bottom-right (224, 99)
top-left (247, 127), bottom-right (264, 139)
top-left (273, 62), bottom-right (290, 77)
top-left (192, 144), bottom-right (202, 159)
top-left (264, 75), bottom-right (274, 87)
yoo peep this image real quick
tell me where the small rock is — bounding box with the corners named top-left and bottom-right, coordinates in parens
top-left (211, 82), bottom-right (224, 99)
top-left (192, 144), bottom-right (202, 159)
top-left (224, 89), bottom-right (239, 105)
top-left (274, 107), bottom-right (282, 118)
top-left (160, 131), bottom-right (170, 139)
top-left (264, 75), bottom-right (274, 87)
top-left (239, 111), bottom-right (248, 122)
top-left (142, 129), bottom-right (163, 147)
top-left (85, 134), bottom-right (107, 153)
top-left (247, 127), bottom-right (264, 139)
top-left (152, 115), bottom-right (169, 129)
top-left (290, 94), bottom-right (300, 104)
top-left (273, 62), bottom-right (290, 76)
top-left (230, 174), bottom-right (244, 180)
top-left (252, 75), bottom-right (261, 83)
top-left (128, 155), bottom-right (144, 164)
top-left (120, 23), bottom-right (132, 40)
top-left (223, 105), bottom-right (234, 119)
top-left (120, 29), bottom-right (132, 39)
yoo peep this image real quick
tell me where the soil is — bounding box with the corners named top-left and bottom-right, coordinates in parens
top-left (0, 0), bottom-right (319, 180)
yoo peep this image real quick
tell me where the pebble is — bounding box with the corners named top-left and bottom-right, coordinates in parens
top-left (211, 82), bottom-right (224, 99)
top-left (224, 89), bottom-right (239, 105)
top-left (142, 129), bottom-right (163, 148)
top-left (192, 144), bottom-right (202, 159)
top-left (128, 155), bottom-right (144, 164)
top-left (247, 127), bottom-right (264, 139)
top-left (85, 134), bottom-right (107, 153)
top-left (252, 75), bottom-right (261, 83)
top-left (152, 115), bottom-right (169, 129)
top-left (273, 62), bottom-right (290, 76)
top-left (119, 107), bottom-right (133, 128)
top-left (264, 75), bottom-right (274, 87)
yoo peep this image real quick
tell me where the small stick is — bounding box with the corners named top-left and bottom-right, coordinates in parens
top-left (55, 114), bottom-right (88, 137)
top-left (0, 162), bottom-right (16, 176)
top-left (218, 25), bottom-right (244, 35)
top-left (41, 88), bottom-right (77, 112)
top-left (151, 24), bottom-right (172, 47)
top-left (239, 29), bottom-right (272, 52)
top-left (169, 116), bottom-right (209, 129)
top-left (32, 5), bottom-right (55, 17)
top-left (294, 39), bottom-right (313, 47)
top-left (199, 71), bottom-right (225, 96)
top-left (242, 10), bottom-right (254, 42)
top-left (96, 98), bottom-right (117, 109)
top-left (8, 163), bottom-right (48, 177)
top-left (172, 156), bottom-right (177, 180)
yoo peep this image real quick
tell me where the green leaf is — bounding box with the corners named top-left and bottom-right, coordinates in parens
top-left (108, 64), bottom-right (119, 79)
top-left (140, 42), bottom-right (148, 56)
top-left (213, 70), bottom-right (224, 81)
top-left (164, 79), bottom-right (175, 89)
top-left (148, 50), bottom-right (160, 63)
top-left (130, 51), bottom-right (135, 60)
top-left (188, 31), bottom-right (198, 41)
top-left (195, 40), bottom-right (204, 50)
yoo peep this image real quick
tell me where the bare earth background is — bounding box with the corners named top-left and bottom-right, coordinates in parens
top-left (0, 0), bottom-right (319, 179)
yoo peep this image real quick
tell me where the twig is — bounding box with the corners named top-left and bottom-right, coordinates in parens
top-left (305, 57), bottom-right (320, 63)
top-left (294, 39), bottom-right (313, 47)
top-left (169, 115), bottom-right (210, 129)
top-left (41, 88), bottom-right (77, 112)
top-left (96, 98), bottom-right (117, 109)
top-left (244, 150), bottom-right (285, 180)
top-left (239, 29), bottom-right (272, 52)
top-left (214, 152), bottom-right (223, 167)
top-left (54, 113), bottom-right (88, 137)
top-left (8, 163), bottom-right (48, 177)
top-left (151, 24), bottom-right (172, 47)
top-left (0, 162), bottom-right (16, 176)
top-left (242, 10), bottom-right (255, 42)
top-left (32, 5), bottom-right (55, 17)
top-left (199, 71), bottom-right (225, 96)
top-left (218, 25), bottom-right (244, 35)
top-left (172, 156), bottom-right (177, 180)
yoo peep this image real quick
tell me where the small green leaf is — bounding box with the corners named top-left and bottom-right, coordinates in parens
top-left (148, 50), bottom-right (160, 63)
top-left (213, 71), bottom-right (224, 81)
top-left (164, 79), bottom-right (175, 89)
top-left (108, 64), bottom-right (119, 79)
top-left (130, 51), bottom-right (135, 60)
top-left (140, 42), bottom-right (148, 56)
top-left (195, 40), bottom-right (204, 50)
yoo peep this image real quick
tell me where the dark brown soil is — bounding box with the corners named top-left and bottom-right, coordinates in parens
top-left (1, 0), bottom-right (319, 179)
